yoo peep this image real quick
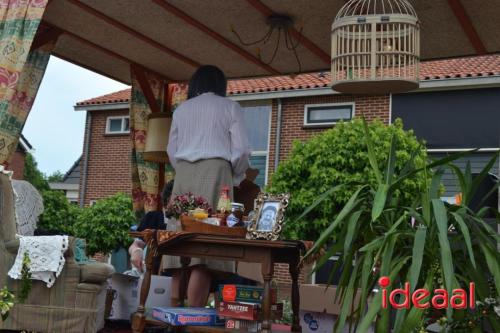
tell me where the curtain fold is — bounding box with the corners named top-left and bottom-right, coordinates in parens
top-left (0, 0), bottom-right (50, 165)
top-left (130, 73), bottom-right (188, 213)
top-left (130, 77), bottom-right (188, 213)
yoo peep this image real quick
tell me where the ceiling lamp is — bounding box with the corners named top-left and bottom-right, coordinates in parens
top-left (232, 14), bottom-right (303, 73)
top-left (331, 0), bottom-right (420, 94)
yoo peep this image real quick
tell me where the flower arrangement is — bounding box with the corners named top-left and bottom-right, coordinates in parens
top-left (165, 192), bottom-right (211, 219)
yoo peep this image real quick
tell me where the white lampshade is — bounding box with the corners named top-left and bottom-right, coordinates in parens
top-left (143, 113), bottom-right (171, 163)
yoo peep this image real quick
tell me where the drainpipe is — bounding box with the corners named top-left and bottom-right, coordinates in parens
top-left (79, 112), bottom-right (91, 207)
top-left (274, 98), bottom-right (283, 172)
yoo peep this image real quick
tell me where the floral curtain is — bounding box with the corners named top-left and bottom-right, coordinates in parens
top-left (0, 0), bottom-right (49, 165)
top-left (130, 72), bottom-right (188, 213)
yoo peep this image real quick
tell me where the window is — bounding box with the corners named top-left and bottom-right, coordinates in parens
top-left (239, 101), bottom-right (272, 187)
top-left (304, 103), bottom-right (354, 126)
top-left (106, 116), bottom-right (130, 134)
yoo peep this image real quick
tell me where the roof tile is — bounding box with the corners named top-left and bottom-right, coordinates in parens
top-left (76, 54), bottom-right (500, 106)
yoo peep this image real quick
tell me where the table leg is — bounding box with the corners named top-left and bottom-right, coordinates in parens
top-left (261, 258), bottom-right (274, 333)
top-left (178, 256), bottom-right (191, 306)
top-left (290, 260), bottom-right (302, 333)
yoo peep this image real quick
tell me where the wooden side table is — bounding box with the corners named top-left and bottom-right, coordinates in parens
top-left (130, 230), bottom-right (304, 333)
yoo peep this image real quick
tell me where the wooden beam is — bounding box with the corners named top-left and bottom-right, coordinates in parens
top-left (245, 0), bottom-right (330, 65)
top-left (67, 0), bottom-right (200, 68)
top-left (51, 52), bottom-right (129, 85)
top-left (30, 26), bottom-right (63, 51)
top-left (131, 64), bottom-right (162, 114)
top-left (43, 22), bottom-right (174, 82)
top-left (152, 0), bottom-right (280, 75)
top-left (447, 0), bottom-right (486, 54)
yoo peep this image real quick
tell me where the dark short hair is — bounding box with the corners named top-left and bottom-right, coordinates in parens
top-left (187, 65), bottom-right (227, 99)
top-left (161, 180), bottom-right (174, 206)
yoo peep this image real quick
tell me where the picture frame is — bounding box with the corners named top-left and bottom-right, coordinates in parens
top-left (247, 193), bottom-right (290, 240)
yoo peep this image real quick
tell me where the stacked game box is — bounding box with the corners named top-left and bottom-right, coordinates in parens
top-left (152, 307), bottom-right (225, 326)
top-left (217, 285), bottom-right (283, 332)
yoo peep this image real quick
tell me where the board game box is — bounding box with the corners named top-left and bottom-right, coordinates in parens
top-left (217, 300), bottom-right (284, 320)
top-left (218, 284), bottom-right (277, 304)
top-left (152, 307), bottom-right (224, 326)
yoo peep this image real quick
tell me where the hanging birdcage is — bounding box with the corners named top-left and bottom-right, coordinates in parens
top-left (331, 0), bottom-right (420, 94)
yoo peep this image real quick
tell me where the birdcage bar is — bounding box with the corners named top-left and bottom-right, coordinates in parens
top-left (331, 0), bottom-right (420, 94)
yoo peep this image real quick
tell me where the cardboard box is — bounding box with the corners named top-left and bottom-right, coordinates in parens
top-left (218, 284), bottom-right (277, 304)
top-left (152, 307), bottom-right (224, 326)
top-left (108, 273), bottom-right (171, 320)
top-left (300, 284), bottom-right (373, 333)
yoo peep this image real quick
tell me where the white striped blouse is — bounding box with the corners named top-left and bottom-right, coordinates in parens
top-left (167, 92), bottom-right (251, 186)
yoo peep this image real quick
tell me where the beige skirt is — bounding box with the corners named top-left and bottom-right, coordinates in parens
top-left (163, 158), bottom-right (235, 273)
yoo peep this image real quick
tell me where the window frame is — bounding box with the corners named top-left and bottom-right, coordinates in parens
top-left (239, 100), bottom-right (272, 186)
top-left (303, 102), bottom-right (355, 127)
top-left (105, 116), bottom-right (130, 135)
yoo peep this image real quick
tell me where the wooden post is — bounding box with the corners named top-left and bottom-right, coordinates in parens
top-left (156, 82), bottom-right (170, 210)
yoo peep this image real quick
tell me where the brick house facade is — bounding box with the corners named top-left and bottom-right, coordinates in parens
top-left (267, 94), bottom-right (390, 173)
top-left (79, 109), bottom-right (132, 206)
top-left (75, 54), bottom-right (500, 285)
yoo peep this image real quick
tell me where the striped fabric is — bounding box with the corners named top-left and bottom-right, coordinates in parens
top-left (167, 92), bottom-right (252, 186)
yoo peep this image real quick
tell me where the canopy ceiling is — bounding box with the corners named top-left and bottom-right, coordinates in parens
top-left (42, 0), bottom-right (500, 84)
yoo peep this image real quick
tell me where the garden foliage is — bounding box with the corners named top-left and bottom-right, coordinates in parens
top-left (37, 190), bottom-right (80, 235)
top-left (303, 119), bottom-right (500, 332)
top-left (73, 193), bottom-right (136, 255)
top-left (268, 118), bottom-right (428, 240)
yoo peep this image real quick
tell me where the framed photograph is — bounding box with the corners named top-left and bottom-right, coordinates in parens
top-left (247, 193), bottom-right (290, 240)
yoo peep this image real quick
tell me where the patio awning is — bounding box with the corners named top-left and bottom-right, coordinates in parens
top-left (42, 0), bottom-right (500, 84)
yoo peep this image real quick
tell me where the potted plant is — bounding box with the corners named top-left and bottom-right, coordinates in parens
top-left (165, 192), bottom-right (211, 220)
top-left (300, 119), bottom-right (500, 332)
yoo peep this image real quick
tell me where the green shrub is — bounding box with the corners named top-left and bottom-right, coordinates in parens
top-left (37, 190), bottom-right (80, 235)
top-left (73, 193), bottom-right (135, 255)
top-left (267, 118), bottom-right (429, 240)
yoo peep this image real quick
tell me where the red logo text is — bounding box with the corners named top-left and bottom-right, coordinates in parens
top-left (379, 276), bottom-right (475, 310)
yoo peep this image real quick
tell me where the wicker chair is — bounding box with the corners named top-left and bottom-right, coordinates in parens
top-left (0, 168), bottom-right (114, 333)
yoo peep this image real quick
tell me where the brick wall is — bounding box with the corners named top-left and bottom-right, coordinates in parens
top-left (8, 150), bottom-right (26, 180)
top-left (82, 109), bottom-right (131, 205)
top-left (267, 94), bottom-right (390, 174)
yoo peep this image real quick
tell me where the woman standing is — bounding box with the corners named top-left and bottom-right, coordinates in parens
top-left (167, 65), bottom-right (251, 306)
top-left (168, 65), bottom-right (251, 207)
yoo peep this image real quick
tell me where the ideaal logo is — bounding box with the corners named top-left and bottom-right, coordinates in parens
top-left (379, 276), bottom-right (475, 310)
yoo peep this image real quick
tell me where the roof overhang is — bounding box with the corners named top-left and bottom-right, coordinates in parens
top-left (42, 0), bottom-right (500, 85)
top-left (74, 102), bottom-right (129, 112)
top-left (74, 75), bottom-right (500, 110)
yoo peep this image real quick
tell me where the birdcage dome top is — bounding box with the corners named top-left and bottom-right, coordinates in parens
top-left (335, 0), bottom-right (418, 20)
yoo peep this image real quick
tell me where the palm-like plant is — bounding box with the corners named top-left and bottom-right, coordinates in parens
top-left (303, 119), bottom-right (500, 332)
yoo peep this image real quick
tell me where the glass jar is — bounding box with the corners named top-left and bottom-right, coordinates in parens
top-left (226, 202), bottom-right (245, 227)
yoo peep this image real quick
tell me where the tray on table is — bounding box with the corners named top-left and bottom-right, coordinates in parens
top-left (180, 215), bottom-right (247, 238)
